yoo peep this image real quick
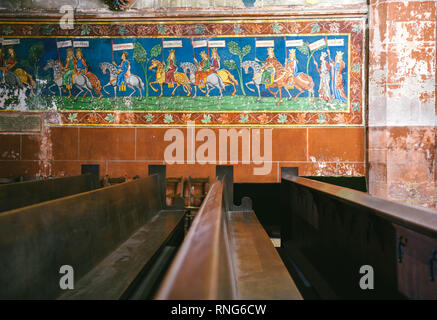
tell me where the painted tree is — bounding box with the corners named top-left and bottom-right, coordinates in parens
top-left (297, 42), bottom-right (326, 74)
top-left (22, 42), bottom-right (44, 87)
top-left (133, 42), bottom-right (162, 97)
top-left (224, 41), bottom-right (251, 96)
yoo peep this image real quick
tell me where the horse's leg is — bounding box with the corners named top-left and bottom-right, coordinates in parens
top-left (171, 84), bottom-right (179, 96)
top-left (276, 86), bottom-right (283, 106)
top-left (149, 81), bottom-right (158, 92)
top-left (138, 84), bottom-right (143, 101)
top-left (159, 83), bottom-right (163, 98)
top-left (246, 81), bottom-right (255, 93)
top-left (74, 84), bottom-right (84, 101)
top-left (58, 86), bottom-right (63, 101)
top-left (294, 86), bottom-right (305, 102)
top-left (192, 85), bottom-right (197, 98)
top-left (285, 88), bottom-right (292, 101)
top-left (206, 84), bottom-right (210, 97)
top-left (231, 82), bottom-right (236, 96)
top-left (48, 83), bottom-right (56, 95)
top-left (256, 84), bottom-right (261, 102)
top-left (127, 84), bottom-right (136, 98)
top-left (113, 85), bottom-right (117, 101)
top-left (102, 82), bottom-right (111, 95)
top-left (267, 87), bottom-right (277, 97)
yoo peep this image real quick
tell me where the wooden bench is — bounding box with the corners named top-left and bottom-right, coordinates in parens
top-left (0, 174), bottom-right (99, 213)
top-left (155, 166), bottom-right (302, 300)
top-left (0, 170), bottom-right (184, 299)
top-left (280, 167), bottom-right (437, 299)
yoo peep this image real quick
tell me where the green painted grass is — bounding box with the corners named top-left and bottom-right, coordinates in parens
top-left (5, 95), bottom-right (348, 112)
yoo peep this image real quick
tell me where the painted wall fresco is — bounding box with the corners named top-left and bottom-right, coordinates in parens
top-left (0, 18), bottom-right (365, 127)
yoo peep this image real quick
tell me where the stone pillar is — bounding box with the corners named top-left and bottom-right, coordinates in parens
top-left (368, 0), bottom-right (436, 208)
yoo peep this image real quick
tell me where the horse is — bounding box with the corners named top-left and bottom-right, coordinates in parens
top-left (44, 59), bottom-right (94, 102)
top-left (100, 62), bottom-right (144, 101)
top-left (179, 62), bottom-right (225, 99)
top-left (0, 69), bottom-right (35, 97)
top-left (242, 60), bottom-right (263, 101)
top-left (148, 59), bottom-right (191, 98)
top-left (257, 60), bottom-right (315, 106)
top-left (216, 69), bottom-right (238, 96)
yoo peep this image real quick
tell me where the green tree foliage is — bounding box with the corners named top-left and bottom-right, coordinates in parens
top-left (133, 42), bottom-right (162, 97)
top-left (225, 41), bottom-right (251, 95)
top-left (224, 60), bottom-right (237, 71)
top-left (21, 42), bottom-right (44, 89)
top-left (297, 42), bottom-right (326, 74)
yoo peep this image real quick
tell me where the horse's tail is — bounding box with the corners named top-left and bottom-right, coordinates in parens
top-left (139, 77), bottom-right (145, 91)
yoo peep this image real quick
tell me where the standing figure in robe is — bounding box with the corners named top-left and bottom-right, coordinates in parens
top-left (75, 48), bottom-right (103, 100)
top-left (113, 51), bottom-right (131, 92)
top-left (60, 48), bottom-right (76, 97)
top-left (331, 51), bottom-right (348, 102)
top-left (313, 51), bottom-right (332, 101)
top-left (164, 49), bottom-right (177, 88)
top-left (194, 51), bottom-right (211, 88)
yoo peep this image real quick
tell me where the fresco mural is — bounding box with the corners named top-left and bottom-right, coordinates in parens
top-left (0, 18), bottom-right (365, 127)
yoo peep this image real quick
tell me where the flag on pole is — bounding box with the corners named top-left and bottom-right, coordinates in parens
top-left (163, 40), bottom-right (183, 48)
top-left (285, 39), bottom-right (304, 47)
top-left (56, 40), bottom-right (72, 48)
top-left (327, 38), bottom-right (344, 47)
top-left (73, 41), bottom-right (89, 48)
top-left (309, 39), bottom-right (326, 51)
top-left (192, 40), bottom-right (208, 48)
top-left (208, 40), bottom-right (226, 48)
top-left (2, 39), bottom-right (20, 46)
top-left (255, 40), bottom-right (275, 47)
top-left (112, 43), bottom-right (134, 51)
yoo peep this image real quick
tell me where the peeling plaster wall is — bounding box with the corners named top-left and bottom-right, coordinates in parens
top-left (368, 0), bottom-right (436, 208)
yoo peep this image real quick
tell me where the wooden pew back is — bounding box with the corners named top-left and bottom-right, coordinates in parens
top-left (0, 175), bottom-right (162, 299)
top-left (0, 174), bottom-right (99, 213)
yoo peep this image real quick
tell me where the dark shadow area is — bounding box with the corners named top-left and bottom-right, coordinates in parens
top-left (234, 183), bottom-right (281, 237)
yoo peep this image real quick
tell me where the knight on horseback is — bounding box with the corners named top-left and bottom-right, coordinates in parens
top-left (164, 49), bottom-right (178, 88)
top-left (0, 48), bottom-right (5, 84)
top-left (285, 49), bottom-right (302, 88)
top-left (194, 51), bottom-right (212, 88)
top-left (254, 47), bottom-right (281, 88)
top-left (210, 48), bottom-right (220, 72)
top-left (60, 48), bottom-right (76, 97)
top-left (75, 48), bottom-right (103, 100)
top-left (113, 51), bottom-right (131, 92)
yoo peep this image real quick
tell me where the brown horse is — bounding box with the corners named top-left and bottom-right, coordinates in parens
top-left (263, 61), bottom-right (315, 106)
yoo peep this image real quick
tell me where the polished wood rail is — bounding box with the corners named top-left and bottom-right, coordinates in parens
top-left (281, 168), bottom-right (437, 299)
top-left (156, 177), bottom-right (302, 300)
top-left (0, 173), bottom-right (99, 213)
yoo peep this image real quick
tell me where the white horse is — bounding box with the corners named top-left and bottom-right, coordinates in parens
top-left (100, 62), bottom-right (144, 101)
top-left (43, 59), bottom-right (94, 101)
top-left (242, 60), bottom-right (263, 102)
top-left (180, 62), bottom-right (225, 99)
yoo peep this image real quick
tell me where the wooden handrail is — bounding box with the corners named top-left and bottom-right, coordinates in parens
top-left (155, 179), bottom-right (236, 300)
top-left (283, 175), bottom-right (437, 239)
